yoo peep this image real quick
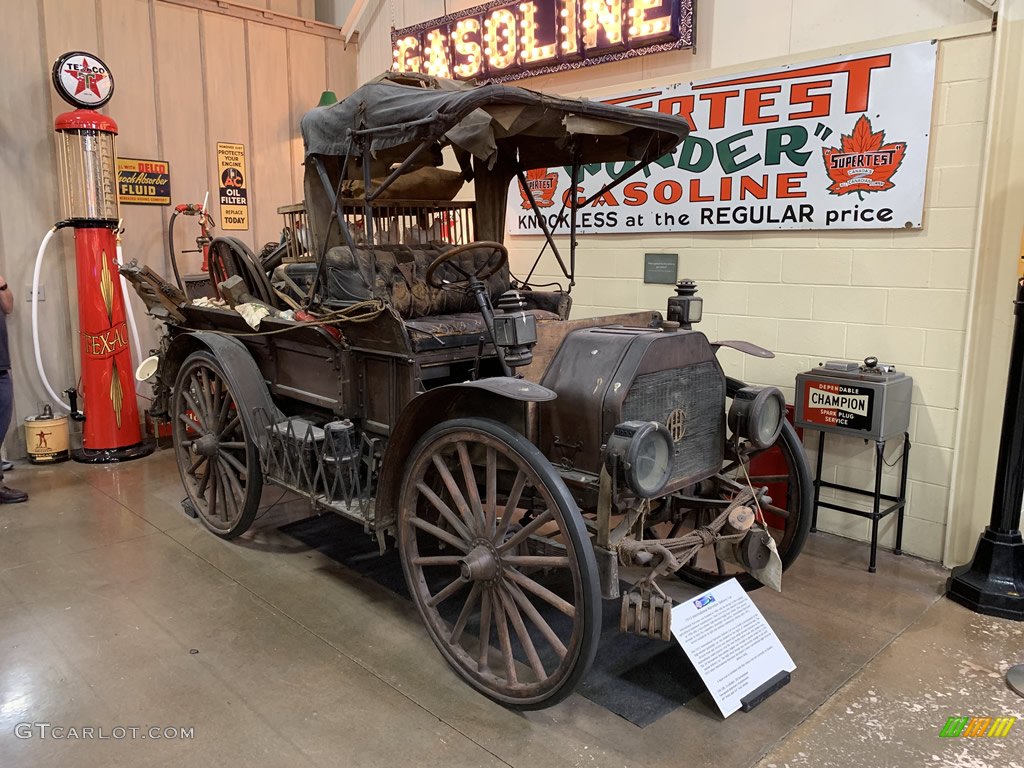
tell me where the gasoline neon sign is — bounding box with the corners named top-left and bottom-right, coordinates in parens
top-left (391, 0), bottom-right (695, 84)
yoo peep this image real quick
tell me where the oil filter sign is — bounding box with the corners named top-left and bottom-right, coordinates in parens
top-left (508, 41), bottom-right (936, 234)
top-left (217, 142), bottom-right (248, 230)
top-left (800, 380), bottom-right (874, 432)
top-left (116, 158), bottom-right (171, 205)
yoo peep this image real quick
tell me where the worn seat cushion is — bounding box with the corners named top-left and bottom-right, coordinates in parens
top-left (322, 242), bottom-right (509, 319)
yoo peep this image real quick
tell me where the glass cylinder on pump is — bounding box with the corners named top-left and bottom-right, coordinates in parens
top-left (53, 110), bottom-right (119, 223)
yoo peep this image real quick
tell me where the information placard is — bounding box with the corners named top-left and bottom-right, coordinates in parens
top-left (671, 578), bottom-right (795, 717)
top-left (644, 252), bottom-right (678, 284)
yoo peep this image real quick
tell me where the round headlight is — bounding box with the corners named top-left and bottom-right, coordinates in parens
top-left (604, 420), bottom-right (674, 498)
top-left (727, 386), bottom-right (786, 450)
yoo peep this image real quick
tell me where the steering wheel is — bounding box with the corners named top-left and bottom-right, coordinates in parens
top-left (425, 241), bottom-right (509, 289)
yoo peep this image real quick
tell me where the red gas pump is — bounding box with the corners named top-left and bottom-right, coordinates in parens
top-left (46, 51), bottom-right (153, 463)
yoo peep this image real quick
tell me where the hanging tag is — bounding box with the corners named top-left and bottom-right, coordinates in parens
top-left (715, 529), bottom-right (784, 592)
top-left (751, 536), bottom-right (783, 592)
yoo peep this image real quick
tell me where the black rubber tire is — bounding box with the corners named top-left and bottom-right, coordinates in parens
top-left (172, 350), bottom-right (263, 539)
top-left (675, 413), bottom-right (813, 591)
top-left (398, 417), bottom-right (601, 710)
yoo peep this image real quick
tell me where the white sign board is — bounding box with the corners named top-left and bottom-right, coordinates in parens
top-left (508, 41), bottom-right (937, 234)
top-left (671, 578), bottom-right (795, 718)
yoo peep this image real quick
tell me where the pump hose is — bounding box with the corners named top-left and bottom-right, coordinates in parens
top-left (115, 233), bottom-right (143, 369)
top-left (32, 226), bottom-right (70, 412)
top-left (168, 210), bottom-right (184, 291)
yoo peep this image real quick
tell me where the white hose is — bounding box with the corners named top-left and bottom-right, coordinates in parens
top-left (115, 233), bottom-right (143, 368)
top-left (32, 227), bottom-right (70, 412)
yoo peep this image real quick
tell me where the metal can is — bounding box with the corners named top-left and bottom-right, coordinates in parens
top-left (24, 405), bottom-right (70, 464)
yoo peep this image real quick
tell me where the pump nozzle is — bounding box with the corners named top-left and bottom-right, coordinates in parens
top-left (64, 388), bottom-right (85, 422)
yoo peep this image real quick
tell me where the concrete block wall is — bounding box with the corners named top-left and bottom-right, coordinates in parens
top-left (508, 33), bottom-right (994, 563)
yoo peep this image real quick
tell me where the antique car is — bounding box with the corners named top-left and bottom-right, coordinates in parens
top-left (123, 72), bottom-right (812, 710)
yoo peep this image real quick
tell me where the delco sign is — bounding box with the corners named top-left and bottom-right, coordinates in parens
top-left (391, 0), bottom-right (695, 84)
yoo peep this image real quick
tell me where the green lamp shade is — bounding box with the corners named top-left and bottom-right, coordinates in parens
top-left (318, 90), bottom-right (338, 107)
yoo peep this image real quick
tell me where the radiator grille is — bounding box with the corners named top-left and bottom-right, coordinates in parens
top-left (621, 362), bottom-right (725, 487)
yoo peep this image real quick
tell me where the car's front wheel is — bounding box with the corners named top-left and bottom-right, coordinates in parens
top-left (397, 418), bottom-right (601, 709)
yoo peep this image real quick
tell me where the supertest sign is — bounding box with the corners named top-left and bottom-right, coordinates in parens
top-left (508, 41), bottom-right (938, 234)
top-left (391, 0), bottom-right (695, 84)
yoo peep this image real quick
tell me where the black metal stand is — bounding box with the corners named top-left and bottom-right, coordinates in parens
top-left (1009, 665), bottom-right (1024, 697)
top-left (809, 431), bottom-right (910, 573)
top-left (947, 278), bottom-right (1024, 621)
top-left (71, 439), bottom-right (156, 464)
top-left (740, 671), bottom-right (791, 712)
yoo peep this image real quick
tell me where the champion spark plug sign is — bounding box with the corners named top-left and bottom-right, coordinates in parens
top-left (392, 0), bottom-right (694, 84)
top-left (801, 381), bottom-right (874, 432)
top-left (508, 41), bottom-right (937, 234)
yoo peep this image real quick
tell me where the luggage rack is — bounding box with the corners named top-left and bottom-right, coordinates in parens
top-left (277, 199), bottom-right (478, 256)
top-left (276, 203), bottom-right (311, 262)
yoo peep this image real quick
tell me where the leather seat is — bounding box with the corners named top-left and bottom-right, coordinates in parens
top-left (405, 309), bottom-right (559, 351)
top-left (277, 241), bottom-right (568, 351)
top-left (321, 242), bottom-right (508, 318)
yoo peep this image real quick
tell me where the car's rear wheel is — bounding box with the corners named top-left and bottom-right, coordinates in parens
top-left (172, 351), bottom-right (262, 538)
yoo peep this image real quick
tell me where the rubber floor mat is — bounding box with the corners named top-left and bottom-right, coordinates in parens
top-left (279, 513), bottom-right (702, 726)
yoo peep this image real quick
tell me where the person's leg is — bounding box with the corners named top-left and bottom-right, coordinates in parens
top-left (0, 371), bottom-right (27, 502)
top-left (0, 371), bottom-right (11, 484)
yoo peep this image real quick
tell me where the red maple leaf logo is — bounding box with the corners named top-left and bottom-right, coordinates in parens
top-left (519, 168), bottom-right (558, 209)
top-left (822, 115), bottom-right (906, 198)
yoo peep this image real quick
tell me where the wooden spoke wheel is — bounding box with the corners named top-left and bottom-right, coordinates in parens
top-left (172, 350), bottom-right (263, 538)
top-left (398, 418), bottom-right (600, 709)
top-left (674, 381), bottom-right (813, 591)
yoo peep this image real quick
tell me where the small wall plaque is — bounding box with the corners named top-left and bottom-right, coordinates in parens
top-left (644, 253), bottom-right (678, 284)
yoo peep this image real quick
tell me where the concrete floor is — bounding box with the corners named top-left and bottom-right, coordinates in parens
top-left (0, 450), bottom-right (1020, 767)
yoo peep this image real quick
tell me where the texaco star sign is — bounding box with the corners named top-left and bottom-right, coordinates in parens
top-left (52, 51), bottom-right (114, 109)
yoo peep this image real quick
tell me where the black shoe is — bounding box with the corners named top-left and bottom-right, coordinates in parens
top-left (1, 460), bottom-right (12, 471)
top-left (0, 485), bottom-right (28, 503)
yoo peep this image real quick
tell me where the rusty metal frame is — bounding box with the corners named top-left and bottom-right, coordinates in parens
top-left (254, 407), bottom-right (380, 529)
top-left (516, 142), bottom-right (670, 292)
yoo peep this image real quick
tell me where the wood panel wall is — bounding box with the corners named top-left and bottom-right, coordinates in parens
top-left (240, 0), bottom-right (316, 17)
top-left (0, 0), bottom-right (356, 453)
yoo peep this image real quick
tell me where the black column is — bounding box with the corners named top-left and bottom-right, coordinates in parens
top-left (947, 278), bottom-right (1024, 620)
